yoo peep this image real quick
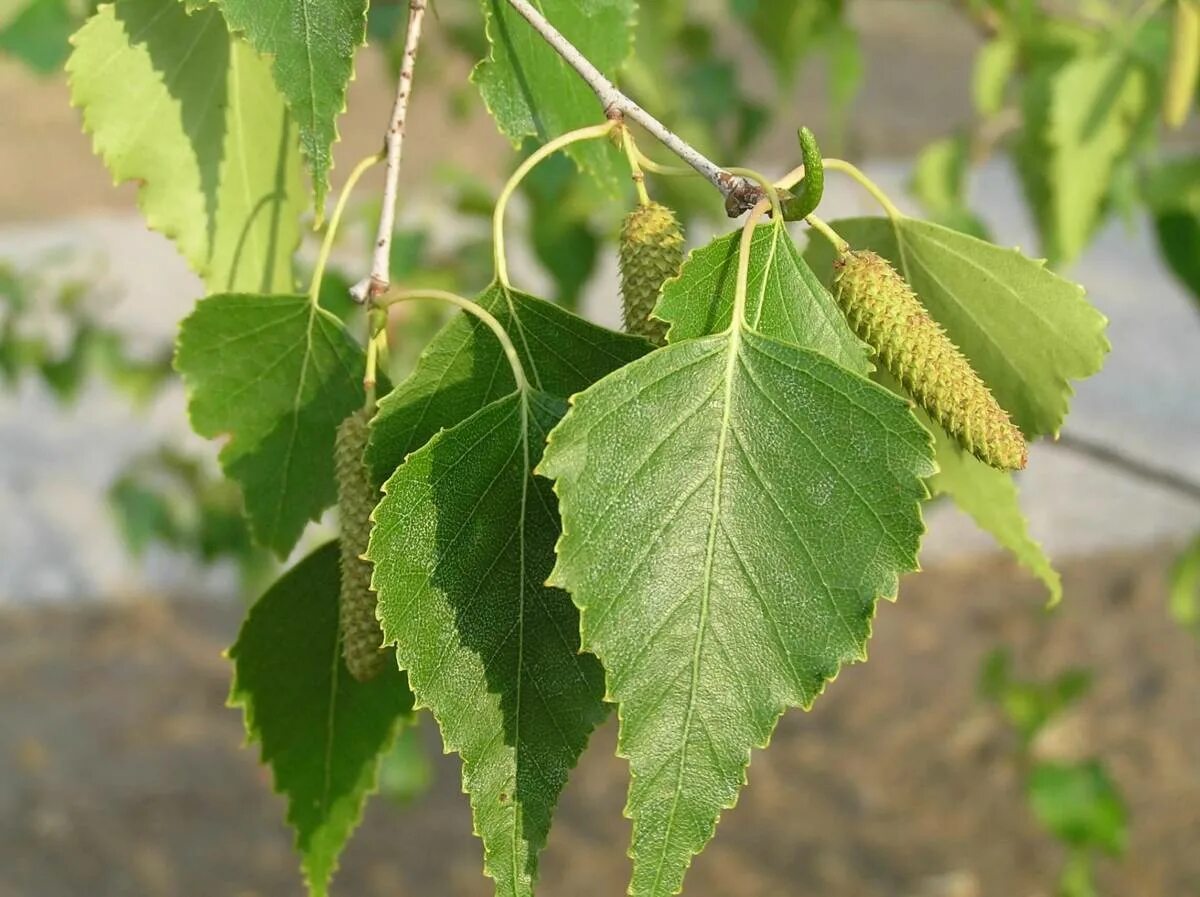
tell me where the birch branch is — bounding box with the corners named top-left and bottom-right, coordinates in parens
top-left (352, 0), bottom-right (429, 303)
top-left (501, 0), bottom-right (765, 216)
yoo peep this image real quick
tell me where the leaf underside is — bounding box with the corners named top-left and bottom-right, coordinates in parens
top-left (67, 0), bottom-right (304, 294)
top-left (229, 541), bottom-right (414, 897)
top-left (175, 293), bottom-right (364, 557)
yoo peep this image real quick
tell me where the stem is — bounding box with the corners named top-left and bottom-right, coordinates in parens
top-left (732, 200), bottom-right (771, 329)
top-left (726, 167), bottom-right (781, 221)
top-left (501, 0), bottom-right (763, 215)
top-left (634, 146), bottom-right (696, 178)
top-left (823, 158), bottom-right (905, 220)
top-left (309, 151), bottom-right (384, 304)
top-left (805, 214), bottom-right (849, 253)
top-left (376, 288), bottom-right (529, 392)
top-left (492, 121), bottom-right (616, 288)
top-left (620, 127), bottom-right (651, 205)
top-left (351, 0), bottom-right (429, 304)
top-left (1054, 432), bottom-right (1200, 506)
top-left (364, 331), bottom-right (379, 406)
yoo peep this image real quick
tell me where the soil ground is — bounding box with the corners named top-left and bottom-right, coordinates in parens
top-left (2, 547), bottom-right (1197, 897)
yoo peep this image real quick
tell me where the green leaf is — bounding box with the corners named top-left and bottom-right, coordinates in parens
top-left (655, 220), bottom-right (869, 373)
top-left (1016, 51), bottom-right (1148, 265)
top-left (972, 36), bottom-right (1016, 116)
top-left (540, 325), bottom-right (933, 896)
top-left (729, 0), bottom-right (843, 86)
top-left (805, 216), bottom-right (1109, 438)
top-left (1169, 534), bottom-right (1200, 639)
top-left (370, 389), bottom-right (604, 897)
top-left (1027, 761), bottom-right (1128, 855)
top-left (366, 281), bottom-right (649, 484)
top-left (0, 0), bottom-right (71, 73)
top-left (473, 0), bottom-right (633, 191)
top-left (1144, 156), bottom-right (1200, 307)
top-left (214, 0), bottom-right (368, 215)
top-left (929, 425), bottom-right (1061, 604)
top-left (229, 541), bottom-right (415, 897)
top-left (908, 136), bottom-right (989, 238)
top-left (67, 0), bottom-right (304, 294)
top-left (175, 294), bottom-right (365, 556)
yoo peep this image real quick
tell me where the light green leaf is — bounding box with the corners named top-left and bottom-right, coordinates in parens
top-left (1028, 761), bottom-right (1128, 855)
top-left (929, 424), bottom-right (1061, 604)
top-left (67, 0), bottom-right (304, 294)
top-left (175, 294), bottom-right (365, 556)
top-left (370, 389), bottom-right (604, 897)
top-left (366, 281), bottom-right (649, 484)
top-left (972, 36), bottom-right (1016, 116)
top-left (730, 0), bottom-right (843, 86)
top-left (1017, 51), bottom-right (1148, 265)
top-left (908, 136), bottom-right (988, 238)
top-left (1169, 533), bottom-right (1200, 639)
top-left (805, 216), bottom-right (1109, 438)
top-left (655, 220), bottom-right (869, 373)
top-left (214, 0), bottom-right (368, 215)
top-left (540, 324), bottom-right (933, 896)
top-left (473, 0), bottom-right (633, 191)
top-left (229, 541), bottom-right (415, 897)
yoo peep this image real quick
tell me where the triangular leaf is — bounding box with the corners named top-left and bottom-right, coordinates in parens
top-left (67, 0), bottom-right (304, 294)
top-left (656, 219), bottom-right (868, 373)
top-left (1016, 51), bottom-right (1148, 265)
top-left (805, 216), bottom-right (1109, 438)
top-left (366, 281), bottom-right (649, 484)
top-left (540, 325), bottom-right (933, 896)
top-left (369, 389), bottom-right (605, 897)
top-left (929, 422), bottom-right (1061, 604)
top-left (473, 0), bottom-right (632, 191)
top-left (214, 0), bottom-right (368, 215)
top-left (175, 293), bottom-right (365, 556)
top-left (229, 541), bottom-right (414, 897)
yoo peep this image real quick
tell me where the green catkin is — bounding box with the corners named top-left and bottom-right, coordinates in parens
top-left (832, 249), bottom-right (1028, 472)
top-left (335, 408), bottom-right (389, 682)
top-left (619, 201), bottom-right (685, 346)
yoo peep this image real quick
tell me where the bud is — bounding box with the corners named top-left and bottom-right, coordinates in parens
top-left (833, 249), bottom-right (1027, 471)
top-left (619, 201), bottom-right (684, 345)
top-left (335, 408), bottom-right (389, 681)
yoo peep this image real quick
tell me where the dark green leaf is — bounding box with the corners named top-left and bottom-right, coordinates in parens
top-left (229, 542), bottom-right (415, 897)
top-left (176, 294), bottom-right (365, 556)
top-left (1028, 761), bottom-right (1127, 855)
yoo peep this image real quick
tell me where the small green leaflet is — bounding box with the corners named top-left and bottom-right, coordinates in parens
top-left (1027, 761), bottom-right (1128, 855)
top-left (215, 0), bottom-right (368, 216)
top-left (229, 541), bottom-right (414, 897)
top-left (1017, 51), bottom-right (1148, 265)
top-left (366, 281), bottom-right (649, 484)
top-left (473, 0), bottom-right (633, 191)
top-left (1169, 534), bottom-right (1200, 639)
top-left (928, 423), bottom-right (1061, 604)
top-left (655, 220), bottom-right (868, 373)
top-left (175, 294), bottom-right (365, 556)
top-left (0, 0), bottom-right (72, 74)
top-left (730, 0), bottom-right (843, 86)
top-left (541, 323), bottom-right (932, 896)
top-left (67, 0), bottom-right (304, 294)
top-left (805, 216), bottom-right (1109, 438)
top-left (1144, 156), bottom-right (1200, 307)
top-left (370, 389), bottom-right (605, 897)
top-left (908, 136), bottom-right (988, 238)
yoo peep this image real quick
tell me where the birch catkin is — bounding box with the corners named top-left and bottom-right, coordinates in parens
top-left (619, 201), bottom-right (684, 345)
top-left (832, 249), bottom-right (1028, 471)
top-left (335, 409), bottom-right (390, 682)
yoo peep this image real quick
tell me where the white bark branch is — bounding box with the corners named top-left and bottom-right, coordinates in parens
top-left (501, 0), bottom-right (764, 216)
top-left (352, 0), bottom-right (429, 303)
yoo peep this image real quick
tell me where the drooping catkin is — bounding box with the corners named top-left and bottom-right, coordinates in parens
top-left (832, 249), bottom-right (1028, 471)
top-left (619, 201), bottom-right (684, 345)
top-left (335, 408), bottom-right (389, 682)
